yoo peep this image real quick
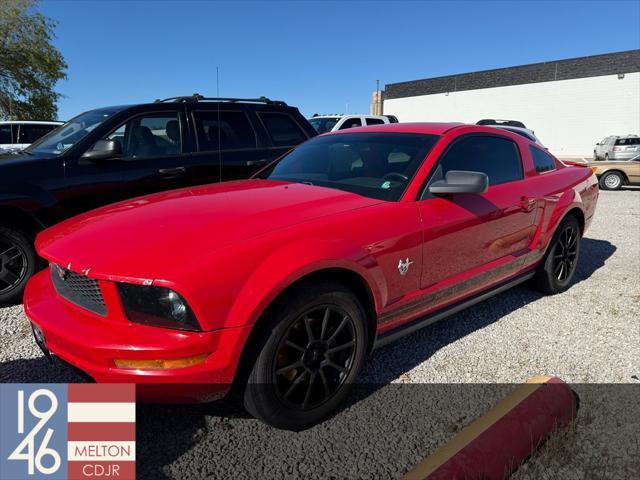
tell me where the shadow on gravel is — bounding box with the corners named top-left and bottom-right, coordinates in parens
top-left (572, 237), bottom-right (616, 285)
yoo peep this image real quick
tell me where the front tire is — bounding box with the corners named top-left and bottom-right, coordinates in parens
top-left (0, 225), bottom-right (37, 306)
top-left (243, 282), bottom-right (368, 430)
top-left (532, 216), bottom-right (581, 295)
top-left (599, 171), bottom-right (624, 190)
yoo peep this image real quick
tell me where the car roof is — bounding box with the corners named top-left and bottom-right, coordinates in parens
top-left (0, 120), bottom-right (63, 125)
top-left (322, 122), bottom-right (464, 136)
top-left (310, 114), bottom-right (388, 119)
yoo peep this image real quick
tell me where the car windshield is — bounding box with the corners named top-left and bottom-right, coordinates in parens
top-left (26, 107), bottom-right (123, 155)
top-left (263, 132), bottom-right (440, 201)
top-left (308, 117), bottom-right (339, 134)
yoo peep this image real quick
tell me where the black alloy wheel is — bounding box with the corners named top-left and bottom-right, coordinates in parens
top-left (531, 215), bottom-right (581, 295)
top-left (272, 305), bottom-right (357, 410)
top-left (0, 225), bottom-right (37, 306)
top-left (0, 240), bottom-right (27, 296)
top-left (243, 282), bottom-right (367, 430)
top-left (551, 224), bottom-right (579, 282)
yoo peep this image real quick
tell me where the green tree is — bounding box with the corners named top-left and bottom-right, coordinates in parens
top-left (0, 0), bottom-right (66, 121)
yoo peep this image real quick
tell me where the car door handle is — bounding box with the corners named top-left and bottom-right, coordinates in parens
top-left (158, 166), bottom-right (186, 178)
top-left (519, 196), bottom-right (536, 212)
top-left (246, 159), bottom-right (269, 167)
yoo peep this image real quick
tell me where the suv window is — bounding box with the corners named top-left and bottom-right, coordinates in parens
top-left (18, 124), bottom-right (58, 144)
top-left (530, 146), bottom-right (556, 173)
top-left (366, 118), bottom-right (385, 126)
top-left (615, 137), bottom-right (640, 146)
top-left (340, 118), bottom-right (362, 130)
top-left (309, 117), bottom-right (339, 134)
top-left (259, 112), bottom-right (307, 147)
top-left (106, 113), bottom-right (181, 159)
top-left (0, 125), bottom-right (12, 144)
top-left (194, 111), bottom-right (256, 151)
top-left (435, 135), bottom-right (522, 186)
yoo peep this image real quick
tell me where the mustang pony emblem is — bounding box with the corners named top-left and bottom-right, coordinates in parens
top-left (397, 258), bottom-right (414, 276)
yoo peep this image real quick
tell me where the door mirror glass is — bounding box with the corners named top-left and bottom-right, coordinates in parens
top-left (82, 139), bottom-right (123, 161)
top-left (429, 170), bottom-right (489, 195)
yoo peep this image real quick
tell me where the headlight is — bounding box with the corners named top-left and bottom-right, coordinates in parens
top-left (117, 284), bottom-right (201, 331)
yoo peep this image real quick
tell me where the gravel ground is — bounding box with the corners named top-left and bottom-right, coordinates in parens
top-left (1, 189), bottom-right (638, 478)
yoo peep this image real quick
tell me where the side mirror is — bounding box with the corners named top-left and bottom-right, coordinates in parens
top-left (429, 170), bottom-right (489, 195)
top-left (81, 139), bottom-right (123, 161)
top-left (596, 143), bottom-right (601, 146)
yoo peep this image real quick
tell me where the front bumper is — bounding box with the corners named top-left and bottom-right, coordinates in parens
top-left (24, 269), bottom-right (252, 403)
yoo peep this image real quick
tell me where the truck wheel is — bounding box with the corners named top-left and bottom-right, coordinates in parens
top-left (531, 215), bottom-right (581, 295)
top-left (599, 171), bottom-right (623, 190)
top-left (244, 282), bottom-right (368, 430)
top-left (0, 225), bottom-right (37, 306)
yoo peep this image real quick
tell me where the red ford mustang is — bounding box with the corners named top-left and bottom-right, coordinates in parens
top-left (24, 123), bottom-right (598, 429)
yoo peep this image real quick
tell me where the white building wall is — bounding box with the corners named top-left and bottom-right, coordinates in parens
top-left (383, 73), bottom-right (640, 157)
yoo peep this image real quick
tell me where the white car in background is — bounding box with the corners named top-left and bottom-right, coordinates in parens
top-left (308, 114), bottom-right (398, 134)
top-left (0, 121), bottom-right (63, 153)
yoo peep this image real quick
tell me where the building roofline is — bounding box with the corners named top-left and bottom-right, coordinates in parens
top-left (384, 49), bottom-right (640, 100)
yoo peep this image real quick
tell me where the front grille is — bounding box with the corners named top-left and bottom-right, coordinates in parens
top-left (51, 264), bottom-right (107, 316)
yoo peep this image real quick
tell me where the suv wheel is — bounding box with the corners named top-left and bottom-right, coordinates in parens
top-left (531, 215), bottom-right (581, 295)
top-left (244, 282), bottom-right (367, 430)
top-left (599, 171), bottom-right (623, 191)
top-left (0, 225), bottom-right (37, 306)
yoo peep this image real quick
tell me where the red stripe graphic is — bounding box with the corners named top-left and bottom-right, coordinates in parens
top-left (68, 422), bottom-right (136, 441)
top-left (68, 461), bottom-right (135, 480)
top-left (68, 384), bottom-right (135, 403)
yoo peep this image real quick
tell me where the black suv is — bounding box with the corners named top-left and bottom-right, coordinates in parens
top-left (0, 95), bottom-right (316, 305)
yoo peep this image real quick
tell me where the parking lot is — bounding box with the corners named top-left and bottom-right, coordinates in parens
top-left (1, 189), bottom-right (638, 478)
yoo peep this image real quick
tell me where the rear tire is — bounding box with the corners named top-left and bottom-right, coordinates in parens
top-left (531, 215), bottom-right (581, 295)
top-left (243, 282), bottom-right (368, 430)
top-left (0, 225), bottom-right (37, 307)
top-left (599, 171), bottom-right (623, 191)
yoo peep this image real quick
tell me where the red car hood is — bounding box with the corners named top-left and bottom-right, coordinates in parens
top-left (37, 180), bottom-right (381, 282)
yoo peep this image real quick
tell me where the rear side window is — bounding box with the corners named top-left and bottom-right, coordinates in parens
top-left (615, 137), bottom-right (640, 146)
top-left (366, 118), bottom-right (385, 126)
top-left (437, 135), bottom-right (523, 186)
top-left (339, 118), bottom-right (362, 130)
top-left (18, 124), bottom-right (58, 144)
top-left (259, 112), bottom-right (307, 147)
top-left (194, 111), bottom-right (256, 151)
top-left (530, 146), bottom-right (557, 173)
top-left (0, 125), bottom-right (12, 144)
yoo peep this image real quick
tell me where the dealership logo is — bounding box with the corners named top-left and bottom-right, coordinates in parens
top-left (1, 384), bottom-right (136, 480)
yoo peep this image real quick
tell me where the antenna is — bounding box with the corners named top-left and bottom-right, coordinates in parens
top-left (216, 66), bottom-right (222, 183)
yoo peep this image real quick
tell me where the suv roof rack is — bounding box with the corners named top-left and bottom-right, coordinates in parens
top-left (477, 119), bottom-right (527, 129)
top-left (154, 94), bottom-right (287, 106)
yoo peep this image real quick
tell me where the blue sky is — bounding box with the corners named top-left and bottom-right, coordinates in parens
top-left (42, 0), bottom-right (640, 121)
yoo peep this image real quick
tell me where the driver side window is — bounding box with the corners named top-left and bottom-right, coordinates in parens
top-left (433, 135), bottom-right (522, 187)
top-left (106, 113), bottom-right (182, 159)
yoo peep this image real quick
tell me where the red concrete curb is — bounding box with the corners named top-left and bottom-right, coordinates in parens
top-left (404, 376), bottom-right (578, 480)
